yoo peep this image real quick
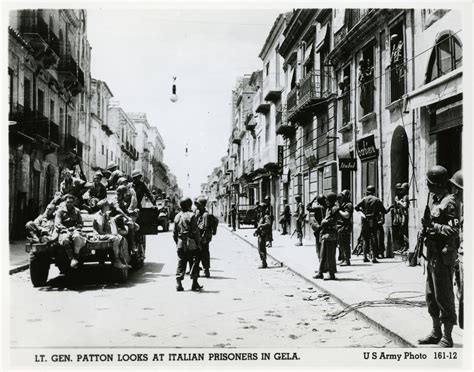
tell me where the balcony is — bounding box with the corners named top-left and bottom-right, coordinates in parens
top-left (257, 146), bottom-right (279, 171)
top-left (275, 104), bottom-right (296, 137)
top-left (263, 73), bottom-right (283, 102)
top-left (298, 70), bottom-right (330, 109)
top-left (231, 129), bottom-right (245, 145)
top-left (244, 112), bottom-right (256, 131)
top-left (58, 52), bottom-right (85, 96)
top-left (18, 10), bottom-right (60, 68)
top-left (253, 90), bottom-right (270, 114)
top-left (101, 123), bottom-right (113, 136)
top-left (286, 86), bottom-right (298, 120)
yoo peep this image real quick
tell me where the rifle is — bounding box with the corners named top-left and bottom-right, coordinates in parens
top-left (409, 193), bottom-right (430, 266)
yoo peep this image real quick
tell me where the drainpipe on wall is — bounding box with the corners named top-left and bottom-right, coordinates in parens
top-left (378, 33), bottom-right (384, 203)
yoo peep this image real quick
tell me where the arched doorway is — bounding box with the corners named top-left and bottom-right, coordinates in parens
top-left (390, 126), bottom-right (409, 202)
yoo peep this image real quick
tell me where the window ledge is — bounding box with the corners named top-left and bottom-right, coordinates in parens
top-left (338, 122), bottom-right (353, 133)
top-left (359, 111), bottom-right (376, 124)
top-left (385, 97), bottom-right (404, 111)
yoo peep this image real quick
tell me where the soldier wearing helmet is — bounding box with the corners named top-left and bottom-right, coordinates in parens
top-left (355, 185), bottom-right (385, 263)
top-left (107, 162), bottom-right (125, 190)
top-left (109, 184), bottom-right (139, 252)
top-left (418, 166), bottom-right (460, 348)
top-left (263, 196), bottom-right (274, 247)
top-left (194, 196), bottom-right (213, 278)
top-left (174, 197), bottom-right (203, 291)
top-left (392, 181), bottom-right (410, 252)
top-left (449, 170), bottom-right (463, 330)
top-left (132, 169), bottom-right (156, 208)
top-left (307, 195), bottom-right (326, 262)
top-left (279, 199), bottom-right (291, 235)
top-left (85, 172), bottom-right (107, 213)
top-left (314, 192), bottom-right (339, 280)
top-left (337, 189), bottom-right (354, 266)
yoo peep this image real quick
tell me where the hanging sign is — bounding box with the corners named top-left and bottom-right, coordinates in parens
top-left (278, 145), bottom-right (284, 168)
top-left (356, 134), bottom-right (378, 160)
top-left (338, 157), bottom-right (357, 171)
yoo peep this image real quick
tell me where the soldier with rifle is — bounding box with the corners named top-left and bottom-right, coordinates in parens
top-left (307, 195), bottom-right (326, 261)
top-left (294, 196), bottom-right (305, 246)
top-left (418, 166), bottom-right (459, 348)
top-left (254, 203), bottom-right (272, 269)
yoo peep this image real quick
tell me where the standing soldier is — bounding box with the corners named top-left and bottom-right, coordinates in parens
top-left (107, 162), bottom-right (125, 190)
top-left (131, 169), bottom-right (156, 208)
top-left (279, 199), bottom-right (291, 235)
top-left (230, 203), bottom-right (237, 231)
top-left (399, 182), bottom-right (410, 250)
top-left (294, 196), bottom-right (305, 246)
top-left (355, 185), bottom-right (385, 263)
top-left (337, 190), bottom-right (354, 266)
top-left (418, 166), bottom-right (459, 348)
top-left (173, 197), bottom-right (203, 292)
top-left (307, 195), bottom-right (326, 261)
top-left (254, 203), bottom-right (271, 269)
top-left (449, 170), bottom-right (463, 329)
top-left (314, 192), bottom-right (339, 280)
top-left (195, 196), bottom-right (213, 278)
top-left (264, 196), bottom-right (274, 247)
top-left (392, 183), bottom-right (403, 250)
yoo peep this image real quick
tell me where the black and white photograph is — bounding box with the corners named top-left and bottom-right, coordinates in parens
top-left (2, 2), bottom-right (471, 370)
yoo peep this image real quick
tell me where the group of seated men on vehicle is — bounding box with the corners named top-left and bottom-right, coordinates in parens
top-left (25, 163), bottom-right (161, 270)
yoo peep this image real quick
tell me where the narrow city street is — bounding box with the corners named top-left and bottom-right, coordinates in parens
top-left (10, 226), bottom-right (396, 348)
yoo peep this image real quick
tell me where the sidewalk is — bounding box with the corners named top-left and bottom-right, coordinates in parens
top-left (228, 225), bottom-right (463, 348)
top-left (10, 240), bottom-right (29, 274)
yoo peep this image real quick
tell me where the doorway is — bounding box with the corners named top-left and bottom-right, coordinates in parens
top-left (437, 126), bottom-right (462, 177)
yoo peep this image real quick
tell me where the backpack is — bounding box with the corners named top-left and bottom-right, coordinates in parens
top-left (208, 214), bottom-right (219, 236)
top-left (176, 212), bottom-right (198, 251)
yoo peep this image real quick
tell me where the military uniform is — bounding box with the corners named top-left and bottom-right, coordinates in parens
top-left (355, 194), bottom-right (385, 262)
top-left (133, 180), bottom-right (155, 208)
top-left (196, 208), bottom-right (213, 276)
top-left (108, 169), bottom-right (125, 190)
top-left (59, 177), bottom-right (87, 207)
top-left (255, 211), bottom-right (272, 268)
top-left (337, 199), bottom-right (353, 265)
top-left (295, 201), bottom-right (305, 245)
top-left (174, 211), bottom-right (201, 280)
top-left (55, 205), bottom-right (86, 257)
top-left (92, 210), bottom-right (124, 268)
top-left (424, 193), bottom-right (459, 328)
top-left (307, 202), bottom-right (325, 259)
top-left (316, 203), bottom-right (339, 279)
top-left (25, 211), bottom-right (57, 243)
top-left (280, 203), bottom-right (291, 235)
top-left (230, 205), bottom-right (237, 231)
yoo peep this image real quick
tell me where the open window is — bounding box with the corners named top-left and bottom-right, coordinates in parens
top-left (387, 20), bottom-right (406, 103)
top-left (339, 65), bottom-right (351, 126)
top-left (359, 43), bottom-right (375, 116)
top-left (426, 33), bottom-right (462, 83)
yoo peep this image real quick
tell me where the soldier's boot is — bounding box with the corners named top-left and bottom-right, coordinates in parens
top-left (204, 269), bottom-right (210, 278)
top-left (418, 317), bottom-right (442, 345)
top-left (176, 279), bottom-right (184, 292)
top-left (191, 279), bottom-right (203, 292)
top-left (295, 238), bottom-right (302, 246)
top-left (258, 261), bottom-right (267, 269)
top-left (113, 257), bottom-right (126, 269)
top-left (438, 323), bottom-right (454, 348)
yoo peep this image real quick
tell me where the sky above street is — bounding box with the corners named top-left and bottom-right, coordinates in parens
top-left (87, 8), bottom-right (286, 197)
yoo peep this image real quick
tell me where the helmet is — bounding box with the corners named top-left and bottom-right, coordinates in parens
top-left (195, 196), bottom-right (207, 207)
top-left (295, 195), bottom-right (302, 201)
top-left (316, 195), bottom-right (326, 205)
top-left (426, 165), bottom-right (448, 186)
top-left (107, 162), bottom-right (117, 170)
top-left (264, 196), bottom-right (270, 202)
top-left (395, 183), bottom-right (402, 189)
top-left (132, 169), bottom-right (143, 178)
top-left (116, 185), bottom-right (128, 194)
top-left (94, 171), bottom-right (103, 178)
top-left (117, 177), bottom-right (128, 186)
top-left (449, 170), bottom-right (463, 190)
top-left (341, 189), bottom-right (351, 199)
top-left (180, 197), bottom-right (193, 210)
top-left (326, 192), bottom-right (337, 204)
top-left (401, 182), bottom-right (409, 191)
top-left (366, 185), bottom-right (376, 194)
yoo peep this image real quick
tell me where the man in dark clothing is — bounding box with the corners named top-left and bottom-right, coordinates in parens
top-left (355, 185), bottom-right (385, 263)
top-left (131, 169), bottom-right (156, 208)
top-left (230, 203), bottom-right (237, 231)
top-left (280, 199), bottom-right (291, 235)
top-left (418, 166), bottom-right (459, 348)
top-left (173, 197), bottom-right (203, 292)
top-left (307, 195), bottom-right (326, 261)
top-left (294, 196), bottom-right (305, 246)
top-left (255, 203), bottom-right (272, 269)
top-left (337, 190), bottom-right (353, 266)
top-left (195, 196), bottom-right (213, 278)
top-left (264, 196), bottom-right (273, 247)
top-left (314, 192), bottom-right (339, 280)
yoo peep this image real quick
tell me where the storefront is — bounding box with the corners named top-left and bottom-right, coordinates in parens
top-left (356, 134), bottom-right (379, 197)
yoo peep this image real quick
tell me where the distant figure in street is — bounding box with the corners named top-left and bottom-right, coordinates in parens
top-left (254, 203), bottom-right (272, 269)
top-left (25, 203), bottom-right (58, 244)
top-left (279, 199), bottom-right (291, 235)
top-left (230, 203), bottom-right (237, 231)
top-left (55, 194), bottom-right (86, 269)
top-left (337, 189), bottom-right (353, 266)
top-left (418, 166), bottom-right (459, 348)
top-left (355, 185), bottom-right (385, 263)
top-left (294, 196), bottom-right (305, 246)
top-left (393, 182), bottom-right (410, 251)
top-left (307, 195), bottom-right (326, 260)
top-left (132, 169), bottom-right (156, 208)
top-left (314, 192), bottom-right (339, 280)
top-left (195, 196), bottom-right (213, 278)
top-left (173, 197), bottom-right (203, 292)
top-left (264, 196), bottom-right (273, 247)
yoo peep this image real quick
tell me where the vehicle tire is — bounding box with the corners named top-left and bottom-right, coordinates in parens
top-left (30, 251), bottom-right (50, 287)
top-left (116, 266), bottom-right (129, 283)
top-left (131, 234), bottom-right (145, 270)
